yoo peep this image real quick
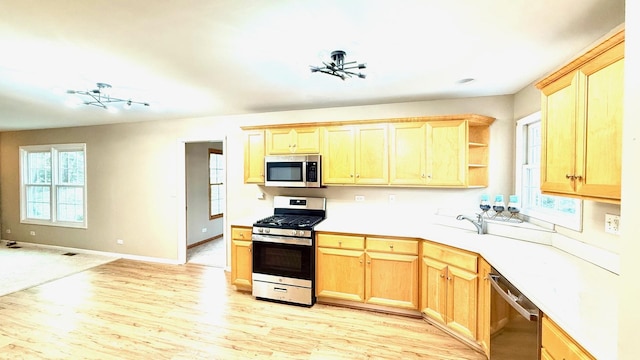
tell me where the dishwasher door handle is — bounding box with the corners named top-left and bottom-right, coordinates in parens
top-left (489, 274), bottom-right (539, 321)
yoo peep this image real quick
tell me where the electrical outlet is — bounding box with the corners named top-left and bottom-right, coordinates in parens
top-left (389, 194), bottom-right (396, 203)
top-left (355, 195), bottom-right (365, 202)
top-left (29, 231), bottom-right (36, 236)
top-left (201, 228), bottom-right (207, 233)
top-left (605, 214), bottom-right (620, 235)
top-left (117, 239), bottom-right (124, 245)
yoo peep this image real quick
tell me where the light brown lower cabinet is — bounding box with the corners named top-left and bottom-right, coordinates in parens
top-left (541, 314), bottom-right (595, 360)
top-left (232, 226), bottom-right (596, 359)
top-left (420, 241), bottom-right (479, 341)
top-left (316, 233), bottom-right (420, 311)
top-left (230, 226), bottom-right (252, 291)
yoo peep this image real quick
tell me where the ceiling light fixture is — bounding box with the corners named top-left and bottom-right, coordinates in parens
top-left (310, 50), bottom-right (366, 80)
top-left (66, 82), bottom-right (150, 110)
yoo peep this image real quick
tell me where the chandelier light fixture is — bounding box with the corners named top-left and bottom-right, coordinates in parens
top-left (310, 50), bottom-right (366, 80)
top-left (66, 82), bottom-right (150, 112)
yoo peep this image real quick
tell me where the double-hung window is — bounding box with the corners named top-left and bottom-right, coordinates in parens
top-left (209, 148), bottom-right (224, 219)
top-left (515, 112), bottom-right (582, 231)
top-left (20, 144), bottom-right (87, 228)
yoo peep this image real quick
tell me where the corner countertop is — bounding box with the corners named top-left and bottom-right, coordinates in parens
top-left (231, 213), bottom-right (618, 360)
top-left (313, 213), bottom-right (618, 360)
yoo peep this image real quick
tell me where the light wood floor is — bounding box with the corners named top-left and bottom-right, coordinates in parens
top-left (0, 259), bottom-right (485, 359)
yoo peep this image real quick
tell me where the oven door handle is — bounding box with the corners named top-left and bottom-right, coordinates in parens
top-left (489, 274), bottom-right (539, 321)
top-left (252, 234), bottom-right (312, 246)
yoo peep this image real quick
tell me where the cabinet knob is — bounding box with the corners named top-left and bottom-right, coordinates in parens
top-left (575, 175), bottom-right (583, 181)
top-left (566, 174), bottom-right (575, 180)
top-left (427, 174), bottom-right (432, 179)
top-left (421, 174), bottom-right (426, 178)
top-left (389, 244), bottom-right (394, 250)
top-left (356, 174), bottom-right (360, 178)
top-left (440, 274), bottom-right (445, 278)
top-left (350, 174), bottom-right (354, 178)
top-left (367, 260), bottom-right (371, 264)
top-left (338, 241), bottom-right (342, 247)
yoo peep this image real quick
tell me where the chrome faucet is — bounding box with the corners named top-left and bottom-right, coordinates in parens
top-left (456, 214), bottom-right (487, 235)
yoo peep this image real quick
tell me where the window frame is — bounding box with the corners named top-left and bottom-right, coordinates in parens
top-left (208, 148), bottom-right (224, 220)
top-left (19, 143), bottom-right (88, 229)
top-left (515, 112), bottom-right (582, 231)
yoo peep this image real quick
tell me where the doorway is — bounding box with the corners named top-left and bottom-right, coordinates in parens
top-left (184, 141), bottom-right (226, 267)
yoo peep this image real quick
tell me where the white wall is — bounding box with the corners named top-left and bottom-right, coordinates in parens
top-left (0, 95), bottom-right (514, 261)
top-left (619, 2), bottom-right (640, 359)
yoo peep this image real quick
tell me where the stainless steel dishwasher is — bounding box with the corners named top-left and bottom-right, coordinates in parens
top-left (489, 268), bottom-right (540, 360)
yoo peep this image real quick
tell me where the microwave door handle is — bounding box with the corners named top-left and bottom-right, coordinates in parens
top-left (489, 274), bottom-right (538, 321)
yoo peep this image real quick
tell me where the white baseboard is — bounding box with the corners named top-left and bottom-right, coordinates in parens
top-left (1, 240), bottom-right (183, 265)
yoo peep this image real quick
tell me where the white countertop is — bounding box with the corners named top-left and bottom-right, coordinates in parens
top-left (232, 213), bottom-right (618, 360)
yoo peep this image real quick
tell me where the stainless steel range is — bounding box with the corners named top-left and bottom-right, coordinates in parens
top-left (251, 195), bottom-right (326, 306)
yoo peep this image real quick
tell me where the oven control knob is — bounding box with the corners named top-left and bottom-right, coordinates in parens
top-left (257, 228), bottom-right (263, 233)
top-left (265, 228), bottom-right (270, 234)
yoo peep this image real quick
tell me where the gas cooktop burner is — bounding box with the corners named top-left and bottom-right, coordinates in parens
top-left (255, 215), bottom-right (323, 229)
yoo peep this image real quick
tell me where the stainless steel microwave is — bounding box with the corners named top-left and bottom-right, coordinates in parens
top-left (264, 155), bottom-right (321, 188)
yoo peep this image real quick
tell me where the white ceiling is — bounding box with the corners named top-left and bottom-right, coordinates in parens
top-left (0, 0), bottom-right (625, 131)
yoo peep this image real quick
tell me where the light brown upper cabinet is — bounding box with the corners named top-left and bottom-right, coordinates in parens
top-left (322, 123), bottom-right (389, 185)
top-left (536, 27), bottom-right (624, 203)
top-left (389, 118), bottom-right (491, 187)
top-left (241, 114), bottom-right (493, 188)
top-left (266, 127), bottom-right (322, 154)
top-left (243, 130), bottom-right (265, 184)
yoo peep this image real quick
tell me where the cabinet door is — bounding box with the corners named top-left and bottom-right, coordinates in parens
top-left (316, 247), bottom-right (365, 302)
top-left (476, 258), bottom-right (491, 356)
top-left (576, 43), bottom-right (624, 200)
top-left (244, 130), bottom-right (265, 183)
top-left (230, 239), bottom-right (252, 290)
top-left (355, 124), bottom-right (389, 184)
top-left (365, 252), bottom-right (419, 310)
top-left (420, 256), bottom-right (448, 324)
top-left (540, 72), bottom-right (578, 195)
top-left (266, 128), bottom-right (294, 154)
top-left (323, 126), bottom-right (356, 184)
top-left (389, 122), bottom-right (427, 185)
top-left (540, 348), bottom-right (554, 360)
top-left (541, 315), bottom-right (595, 360)
top-left (446, 265), bottom-right (478, 340)
top-left (426, 120), bottom-right (466, 186)
top-left (266, 127), bottom-right (321, 154)
top-left (294, 127), bottom-right (321, 154)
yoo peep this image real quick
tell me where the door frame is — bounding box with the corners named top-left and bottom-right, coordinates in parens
top-left (176, 137), bottom-right (227, 265)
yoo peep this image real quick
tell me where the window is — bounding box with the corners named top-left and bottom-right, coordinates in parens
top-left (209, 148), bottom-right (224, 219)
top-left (20, 144), bottom-right (87, 228)
top-left (515, 112), bottom-right (581, 231)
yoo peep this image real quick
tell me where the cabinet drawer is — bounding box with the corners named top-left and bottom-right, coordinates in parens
top-left (366, 237), bottom-right (419, 255)
top-left (422, 242), bottom-right (477, 272)
top-left (231, 227), bottom-right (252, 241)
top-left (317, 233), bottom-right (365, 250)
top-left (542, 316), bottom-right (595, 360)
